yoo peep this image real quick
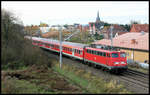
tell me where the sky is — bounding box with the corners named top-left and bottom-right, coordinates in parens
top-left (1, 1), bottom-right (149, 26)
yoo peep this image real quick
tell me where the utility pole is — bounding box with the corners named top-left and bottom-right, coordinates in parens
top-left (30, 26), bottom-right (33, 43)
top-left (110, 25), bottom-right (113, 51)
top-left (59, 25), bottom-right (62, 68)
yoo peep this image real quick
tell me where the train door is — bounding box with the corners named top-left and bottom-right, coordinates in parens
top-left (106, 53), bottom-right (109, 66)
top-left (72, 48), bottom-right (74, 56)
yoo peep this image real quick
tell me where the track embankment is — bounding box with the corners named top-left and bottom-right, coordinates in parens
top-left (42, 49), bottom-right (149, 94)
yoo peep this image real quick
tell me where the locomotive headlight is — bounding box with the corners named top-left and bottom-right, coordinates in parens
top-left (121, 62), bottom-right (125, 64)
top-left (114, 62), bottom-right (119, 64)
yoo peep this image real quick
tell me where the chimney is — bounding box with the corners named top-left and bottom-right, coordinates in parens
top-left (141, 31), bottom-right (145, 35)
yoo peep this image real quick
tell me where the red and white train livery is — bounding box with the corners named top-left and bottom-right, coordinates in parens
top-left (26, 36), bottom-right (128, 72)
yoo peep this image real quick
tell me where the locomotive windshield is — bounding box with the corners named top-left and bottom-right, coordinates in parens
top-left (120, 53), bottom-right (126, 58)
top-left (111, 53), bottom-right (119, 58)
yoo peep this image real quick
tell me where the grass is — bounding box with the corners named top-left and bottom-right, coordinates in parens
top-left (1, 77), bottom-right (53, 94)
top-left (52, 61), bottom-right (131, 94)
top-left (1, 63), bottom-right (84, 94)
top-left (52, 64), bottom-right (89, 93)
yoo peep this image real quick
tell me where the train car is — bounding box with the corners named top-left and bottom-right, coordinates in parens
top-left (84, 47), bottom-right (127, 72)
top-left (26, 36), bottom-right (127, 73)
top-left (31, 36), bottom-right (86, 60)
top-left (62, 44), bottom-right (73, 56)
top-left (38, 38), bottom-right (60, 52)
top-left (62, 41), bottom-right (86, 60)
top-left (73, 47), bottom-right (84, 60)
top-left (32, 37), bottom-right (42, 46)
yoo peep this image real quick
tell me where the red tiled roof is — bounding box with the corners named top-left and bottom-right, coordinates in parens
top-left (102, 25), bottom-right (128, 33)
top-left (93, 32), bottom-right (149, 50)
top-left (130, 24), bottom-right (149, 32)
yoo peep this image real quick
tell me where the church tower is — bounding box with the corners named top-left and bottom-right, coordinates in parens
top-left (96, 10), bottom-right (100, 22)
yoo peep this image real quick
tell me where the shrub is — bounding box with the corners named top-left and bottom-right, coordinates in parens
top-left (1, 9), bottom-right (52, 70)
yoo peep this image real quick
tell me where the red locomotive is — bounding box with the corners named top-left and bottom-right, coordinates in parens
top-left (26, 36), bottom-right (127, 73)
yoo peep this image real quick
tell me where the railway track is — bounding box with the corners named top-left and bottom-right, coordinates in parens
top-left (127, 69), bottom-right (149, 78)
top-left (119, 74), bottom-right (148, 88)
top-left (41, 48), bottom-right (149, 93)
top-left (119, 69), bottom-right (149, 89)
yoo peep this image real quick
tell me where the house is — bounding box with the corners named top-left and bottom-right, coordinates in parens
top-left (24, 25), bottom-right (41, 37)
top-left (92, 32), bottom-right (149, 63)
top-left (130, 24), bottom-right (149, 32)
top-left (50, 25), bottom-right (66, 31)
top-left (101, 24), bottom-right (128, 39)
top-left (40, 26), bottom-right (50, 33)
top-left (79, 24), bottom-right (89, 32)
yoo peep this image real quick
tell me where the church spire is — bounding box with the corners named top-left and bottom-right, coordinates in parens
top-left (96, 10), bottom-right (100, 22)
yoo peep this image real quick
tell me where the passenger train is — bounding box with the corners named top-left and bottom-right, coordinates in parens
top-left (25, 36), bottom-right (128, 73)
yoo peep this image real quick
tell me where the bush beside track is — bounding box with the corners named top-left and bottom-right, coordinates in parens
top-left (52, 60), bottom-right (131, 94)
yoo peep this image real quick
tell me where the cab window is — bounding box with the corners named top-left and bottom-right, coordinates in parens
top-left (120, 53), bottom-right (126, 58)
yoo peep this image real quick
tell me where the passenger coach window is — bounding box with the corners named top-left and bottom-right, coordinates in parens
top-left (96, 51), bottom-right (98, 55)
top-left (89, 50), bottom-right (91, 54)
top-left (96, 51), bottom-right (99, 55)
top-left (97, 51), bottom-right (99, 55)
top-left (111, 53), bottom-right (119, 58)
top-left (92, 50), bottom-right (94, 54)
top-left (120, 53), bottom-right (126, 58)
top-left (103, 53), bottom-right (106, 57)
top-left (98, 52), bottom-right (101, 56)
top-left (108, 54), bottom-right (110, 57)
top-left (86, 49), bottom-right (89, 53)
top-left (78, 50), bottom-right (80, 54)
top-left (101, 52), bottom-right (103, 56)
top-left (94, 51), bottom-right (96, 55)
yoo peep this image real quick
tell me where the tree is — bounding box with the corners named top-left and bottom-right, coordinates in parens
top-left (1, 9), bottom-right (24, 65)
top-left (2, 9), bottom-right (52, 70)
top-left (63, 24), bottom-right (68, 29)
top-left (130, 20), bottom-right (140, 25)
top-left (104, 22), bottom-right (111, 27)
top-left (124, 24), bottom-right (131, 31)
top-left (94, 32), bottom-right (104, 40)
top-left (40, 22), bottom-right (49, 27)
top-left (120, 24), bottom-right (131, 31)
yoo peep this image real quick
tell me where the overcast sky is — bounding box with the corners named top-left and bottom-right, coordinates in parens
top-left (2, 1), bottom-right (149, 26)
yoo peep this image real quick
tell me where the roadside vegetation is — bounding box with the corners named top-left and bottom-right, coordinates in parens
top-left (1, 9), bottom-right (52, 94)
top-left (52, 60), bottom-right (131, 94)
top-left (68, 30), bottom-right (95, 44)
top-left (1, 63), bottom-right (84, 94)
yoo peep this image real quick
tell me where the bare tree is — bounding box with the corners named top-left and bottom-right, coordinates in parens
top-left (1, 9), bottom-right (24, 65)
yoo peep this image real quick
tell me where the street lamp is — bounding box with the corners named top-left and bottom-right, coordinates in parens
top-left (110, 25), bottom-right (114, 51)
